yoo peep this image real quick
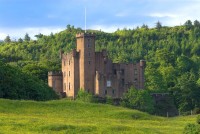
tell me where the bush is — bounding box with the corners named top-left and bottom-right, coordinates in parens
top-left (121, 87), bottom-right (154, 114)
top-left (197, 115), bottom-right (200, 124)
top-left (183, 123), bottom-right (200, 134)
top-left (105, 96), bottom-right (113, 105)
top-left (76, 89), bottom-right (94, 102)
top-left (193, 108), bottom-right (200, 114)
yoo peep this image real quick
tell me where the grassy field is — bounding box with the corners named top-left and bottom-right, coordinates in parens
top-left (0, 99), bottom-right (197, 134)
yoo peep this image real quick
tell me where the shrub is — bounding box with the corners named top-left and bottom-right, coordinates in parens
top-left (121, 87), bottom-right (155, 114)
top-left (105, 95), bottom-right (113, 105)
top-left (193, 108), bottom-right (200, 114)
top-left (76, 89), bottom-right (94, 102)
top-left (183, 123), bottom-right (200, 134)
top-left (197, 115), bottom-right (200, 124)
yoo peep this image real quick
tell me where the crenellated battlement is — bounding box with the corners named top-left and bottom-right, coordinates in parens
top-left (140, 60), bottom-right (146, 67)
top-left (76, 33), bottom-right (95, 38)
top-left (48, 71), bottom-right (62, 76)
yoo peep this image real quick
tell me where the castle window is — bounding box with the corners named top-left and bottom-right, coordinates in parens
top-left (69, 83), bottom-right (70, 90)
top-left (122, 79), bottom-right (125, 86)
top-left (107, 80), bottom-right (111, 87)
top-left (112, 90), bottom-right (115, 95)
top-left (121, 69), bottom-right (124, 75)
top-left (64, 72), bottom-right (66, 77)
top-left (105, 90), bottom-right (107, 95)
top-left (89, 61), bottom-right (91, 64)
top-left (88, 44), bottom-right (90, 47)
top-left (53, 80), bottom-right (56, 89)
top-left (135, 78), bottom-right (137, 81)
top-left (69, 71), bottom-right (70, 76)
top-left (69, 60), bottom-right (70, 65)
top-left (134, 69), bottom-right (138, 75)
top-left (113, 69), bottom-right (117, 75)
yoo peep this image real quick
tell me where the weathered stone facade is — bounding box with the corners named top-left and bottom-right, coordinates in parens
top-left (48, 33), bottom-right (145, 98)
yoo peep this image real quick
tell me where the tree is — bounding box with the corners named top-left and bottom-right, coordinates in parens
top-left (194, 20), bottom-right (200, 28)
top-left (155, 49), bottom-right (175, 65)
top-left (0, 61), bottom-right (58, 100)
top-left (141, 24), bottom-right (149, 30)
top-left (4, 35), bottom-right (11, 43)
top-left (145, 62), bottom-right (167, 92)
top-left (18, 38), bottom-right (23, 43)
top-left (172, 72), bottom-right (200, 112)
top-left (176, 56), bottom-right (195, 73)
top-left (121, 87), bottom-right (154, 113)
top-left (184, 20), bottom-right (193, 30)
top-left (24, 33), bottom-right (31, 41)
top-left (155, 21), bottom-right (162, 30)
top-left (34, 33), bottom-right (43, 39)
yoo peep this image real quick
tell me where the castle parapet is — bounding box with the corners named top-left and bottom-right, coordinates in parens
top-left (76, 33), bottom-right (95, 38)
top-left (48, 71), bottom-right (62, 76)
top-left (140, 60), bottom-right (146, 67)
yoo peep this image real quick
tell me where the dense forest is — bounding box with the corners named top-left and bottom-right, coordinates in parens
top-left (0, 20), bottom-right (200, 113)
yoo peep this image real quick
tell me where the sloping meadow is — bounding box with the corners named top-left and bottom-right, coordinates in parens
top-left (0, 99), bottom-right (196, 134)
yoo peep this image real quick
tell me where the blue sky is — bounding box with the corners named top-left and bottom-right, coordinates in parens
top-left (0, 0), bottom-right (200, 40)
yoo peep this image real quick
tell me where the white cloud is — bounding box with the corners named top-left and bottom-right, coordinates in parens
top-left (149, 13), bottom-right (177, 18)
top-left (147, 1), bottom-right (200, 26)
top-left (0, 27), bottom-right (65, 40)
top-left (90, 24), bottom-right (138, 32)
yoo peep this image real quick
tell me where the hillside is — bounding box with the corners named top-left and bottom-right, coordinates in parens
top-left (0, 99), bottom-right (196, 134)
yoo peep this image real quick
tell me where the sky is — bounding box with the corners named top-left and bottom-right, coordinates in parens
top-left (0, 0), bottom-right (200, 40)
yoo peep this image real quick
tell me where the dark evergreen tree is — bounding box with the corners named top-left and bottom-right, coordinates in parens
top-left (4, 35), bottom-right (11, 43)
top-left (24, 33), bottom-right (31, 41)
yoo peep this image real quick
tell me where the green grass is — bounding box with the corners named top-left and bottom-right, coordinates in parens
top-left (0, 99), bottom-right (197, 134)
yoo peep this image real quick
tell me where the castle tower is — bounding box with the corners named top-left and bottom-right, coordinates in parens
top-left (76, 33), bottom-right (95, 93)
top-left (48, 71), bottom-right (63, 94)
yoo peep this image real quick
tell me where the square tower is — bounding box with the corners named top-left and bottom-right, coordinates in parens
top-left (76, 33), bottom-right (95, 93)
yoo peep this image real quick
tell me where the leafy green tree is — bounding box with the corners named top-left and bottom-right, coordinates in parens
top-left (176, 56), bottom-right (195, 73)
top-left (0, 61), bottom-right (58, 100)
top-left (172, 72), bottom-right (200, 112)
top-left (194, 20), bottom-right (200, 28)
top-left (184, 20), bottom-right (193, 30)
top-left (22, 63), bottom-right (48, 82)
top-left (4, 35), bottom-right (11, 43)
top-left (145, 62), bottom-right (167, 92)
top-left (155, 49), bottom-right (175, 65)
top-left (121, 87), bottom-right (154, 113)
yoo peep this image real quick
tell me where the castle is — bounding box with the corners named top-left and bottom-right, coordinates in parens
top-left (48, 33), bottom-right (145, 98)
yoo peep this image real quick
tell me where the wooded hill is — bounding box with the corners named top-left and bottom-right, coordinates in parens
top-left (0, 20), bottom-right (200, 112)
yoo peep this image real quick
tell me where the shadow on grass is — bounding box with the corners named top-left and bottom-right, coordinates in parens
top-left (40, 124), bottom-right (97, 133)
